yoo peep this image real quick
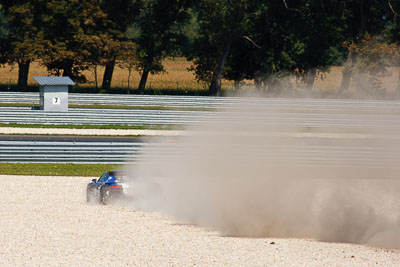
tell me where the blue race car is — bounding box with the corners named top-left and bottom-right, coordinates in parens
top-left (86, 170), bottom-right (130, 204)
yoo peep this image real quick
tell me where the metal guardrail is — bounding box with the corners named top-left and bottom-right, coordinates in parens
top-left (3, 100), bottom-right (400, 128)
top-left (0, 106), bottom-right (209, 125)
top-left (0, 139), bottom-right (144, 164)
top-left (0, 92), bottom-right (230, 108)
top-left (3, 91), bottom-right (400, 109)
top-left (2, 136), bottom-right (400, 166)
top-left (3, 92), bottom-right (400, 127)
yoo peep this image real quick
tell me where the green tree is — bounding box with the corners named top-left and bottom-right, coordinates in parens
top-left (0, 4), bottom-right (7, 40)
top-left (100, 0), bottom-right (141, 90)
top-left (343, 34), bottom-right (400, 94)
top-left (222, 1), bottom-right (304, 93)
top-left (339, 0), bottom-right (391, 92)
top-left (132, 0), bottom-right (191, 94)
top-left (222, 0), bottom-right (348, 93)
top-left (117, 40), bottom-right (137, 92)
top-left (288, 0), bottom-right (347, 90)
top-left (386, 1), bottom-right (400, 41)
top-left (39, 0), bottom-right (113, 82)
top-left (189, 0), bottom-right (251, 95)
top-left (386, 1), bottom-right (400, 92)
top-left (1, 0), bottom-right (45, 89)
top-left (0, 4), bottom-right (8, 64)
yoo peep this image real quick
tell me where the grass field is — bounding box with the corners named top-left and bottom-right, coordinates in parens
top-left (0, 163), bottom-right (122, 176)
top-left (0, 102), bottom-right (214, 111)
top-left (0, 123), bottom-right (182, 130)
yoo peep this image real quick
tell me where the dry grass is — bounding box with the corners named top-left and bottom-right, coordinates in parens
top-left (0, 58), bottom-right (233, 90)
top-left (313, 66), bottom-right (400, 94)
top-left (1, 58), bottom-right (399, 93)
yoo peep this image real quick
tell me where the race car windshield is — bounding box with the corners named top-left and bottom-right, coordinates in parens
top-left (110, 171), bottom-right (127, 182)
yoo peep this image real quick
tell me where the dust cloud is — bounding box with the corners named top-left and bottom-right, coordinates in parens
top-left (125, 97), bottom-right (400, 249)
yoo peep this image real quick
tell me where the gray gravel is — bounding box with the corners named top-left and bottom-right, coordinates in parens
top-left (1, 175), bottom-right (400, 266)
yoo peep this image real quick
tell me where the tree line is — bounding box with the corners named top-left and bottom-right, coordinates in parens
top-left (0, 0), bottom-right (400, 96)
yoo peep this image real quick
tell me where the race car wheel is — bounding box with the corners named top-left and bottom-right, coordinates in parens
top-left (86, 188), bottom-right (93, 202)
top-left (99, 187), bottom-right (104, 204)
top-left (100, 187), bottom-right (109, 205)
